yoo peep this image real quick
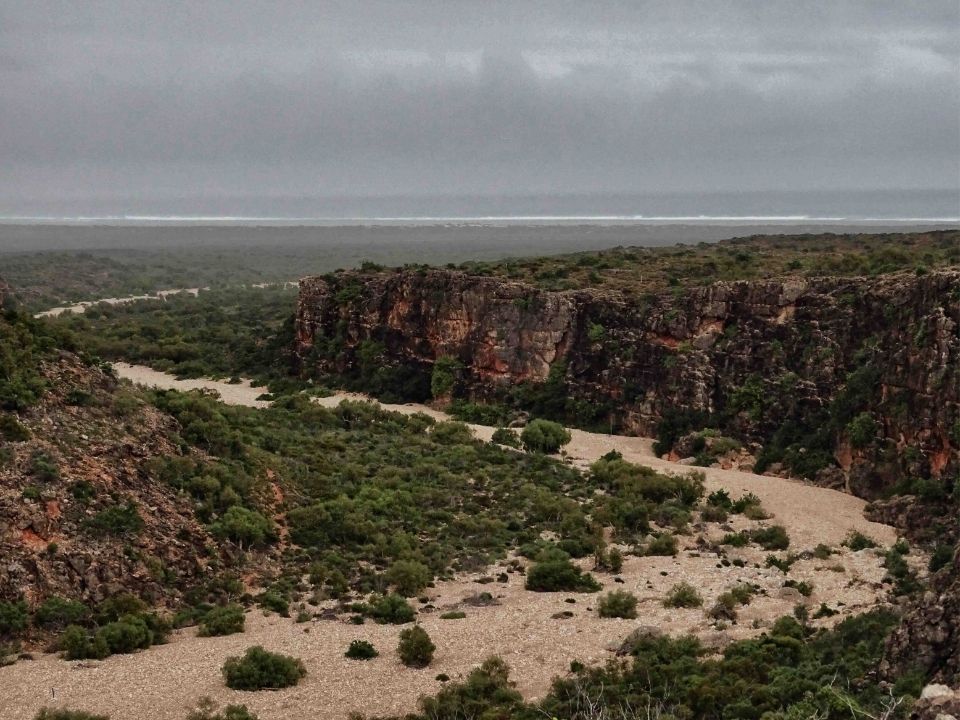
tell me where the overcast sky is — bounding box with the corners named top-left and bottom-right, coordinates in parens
top-left (1, 1), bottom-right (958, 211)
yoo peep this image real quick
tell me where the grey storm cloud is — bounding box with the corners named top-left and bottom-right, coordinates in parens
top-left (0, 1), bottom-right (957, 205)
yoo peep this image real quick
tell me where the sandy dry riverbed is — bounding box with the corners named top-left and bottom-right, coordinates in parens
top-left (0, 363), bottom-right (903, 719)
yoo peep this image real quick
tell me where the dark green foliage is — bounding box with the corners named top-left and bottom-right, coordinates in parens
top-left (847, 412), bottom-right (877, 448)
top-left (221, 646), bottom-right (306, 690)
top-left (929, 543), bottom-right (955, 572)
top-left (844, 531), bottom-right (878, 551)
top-left (783, 579), bottom-right (814, 597)
top-left (418, 656), bottom-right (523, 719)
top-left (34, 597), bottom-right (90, 630)
top-left (369, 594), bottom-right (416, 624)
top-left (643, 533), bottom-right (679, 557)
top-left (430, 356), bottom-right (462, 399)
top-left (198, 605), bottom-right (245, 637)
top-left (34, 710), bottom-right (110, 720)
top-left (0, 599), bottom-right (28, 637)
top-left (750, 525), bottom-right (790, 551)
top-left (654, 408), bottom-right (712, 456)
top-left (397, 625), bottom-right (435, 667)
top-left (663, 582), bottom-right (703, 608)
top-left (598, 590), bottom-right (638, 619)
top-left (0, 309), bottom-right (71, 411)
top-left (491, 427), bottom-right (520, 448)
top-left (257, 591), bottom-right (289, 617)
top-left (812, 543), bottom-right (834, 560)
top-left (345, 639), bottom-right (378, 660)
top-left (60, 610), bottom-right (166, 660)
top-left (210, 506), bottom-right (275, 549)
top-left (385, 560), bottom-right (432, 597)
top-left (0, 414), bottom-right (30, 441)
top-left (82, 501), bottom-right (143, 537)
top-left (520, 419), bottom-right (571, 454)
top-left (525, 559), bottom-right (601, 592)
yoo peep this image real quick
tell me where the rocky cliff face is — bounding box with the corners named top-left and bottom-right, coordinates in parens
top-left (296, 267), bottom-right (959, 501)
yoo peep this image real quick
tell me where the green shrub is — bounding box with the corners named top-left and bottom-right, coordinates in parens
top-left (812, 543), bottom-right (834, 560)
top-left (34, 710), bottom-right (109, 720)
top-left (369, 593), bottom-right (416, 624)
top-left (491, 427), bottom-right (520, 448)
top-left (258, 591), bottom-right (289, 617)
top-left (97, 614), bottom-right (154, 654)
top-left (663, 582), bottom-right (703, 608)
top-left (385, 559), bottom-right (432, 597)
top-left (846, 412), bottom-right (877, 448)
top-left (520, 419), bottom-right (571, 454)
top-left (700, 504), bottom-right (728, 522)
top-left (750, 525), bottom-right (790, 551)
top-left (783, 579), bottom-right (814, 597)
top-left (643, 533), bottom-right (678, 557)
top-left (598, 590), bottom-right (638, 619)
top-left (34, 597), bottom-right (89, 630)
top-left (722, 531), bottom-right (749, 548)
top-left (439, 611), bottom-right (466, 620)
top-left (199, 605), bottom-right (245, 637)
top-left (0, 599), bottom-right (28, 636)
top-left (221, 646), bottom-right (306, 690)
top-left (210, 506), bottom-right (275, 549)
top-left (929, 543), bottom-right (955, 572)
top-left (345, 639), bottom-right (378, 660)
top-left (843, 531), bottom-right (878, 551)
top-left (525, 559), bottom-right (601, 592)
top-left (397, 625), bottom-right (435, 668)
top-left (60, 625), bottom-right (109, 660)
top-left (430, 356), bottom-right (462, 399)
top-left (0, 414), bottom-right (30, 441)
top-left (83, 502), bottom-right (143, 537)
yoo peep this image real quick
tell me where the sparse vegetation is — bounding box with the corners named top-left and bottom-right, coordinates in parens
top-left (598, 590), bottom-right (638, 619)
top-left (397, 626), bottom-right (435, 668)
top-left (663, 582), bottom-right (703, 608)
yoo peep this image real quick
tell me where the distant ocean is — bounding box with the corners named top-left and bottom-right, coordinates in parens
top-left (1, 189), bottom-right (957, 225)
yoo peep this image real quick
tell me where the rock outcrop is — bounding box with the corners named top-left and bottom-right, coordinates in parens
top-left (296, 268), bottom-right (960, 501)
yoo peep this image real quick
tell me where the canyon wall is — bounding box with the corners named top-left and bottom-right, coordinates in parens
top-left (296, 268), bottom-right (960, 499)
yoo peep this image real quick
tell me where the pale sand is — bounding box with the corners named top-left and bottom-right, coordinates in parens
top-left (5, 363), bottom-right (899, 718)
top-left (34, 289), bottom-right (203, 318)
top-left (0, 538), bottom-right (893, 720)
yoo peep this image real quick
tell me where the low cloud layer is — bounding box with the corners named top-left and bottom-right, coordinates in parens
top-left (1, 1), bottom-right (957, 210)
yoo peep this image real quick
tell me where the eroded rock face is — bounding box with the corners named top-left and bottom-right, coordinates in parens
top-left (884, 549), bottom-right (960, 688)
top-left (296, 268), bottom-right (960, 501)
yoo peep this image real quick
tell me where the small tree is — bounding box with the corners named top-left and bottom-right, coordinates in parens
top-left (397, 626), bottom-right (435, 668)
top-left (210, 506), bottom-right (274, 549)
top-left (369, 593), bottom-right (416, 624)
top-left (521, 419), bottom-right (571, 454)
top-left (663, 582), bottom-right (703, 608)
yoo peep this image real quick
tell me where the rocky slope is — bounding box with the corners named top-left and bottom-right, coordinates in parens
top-left (296, 267), bottom-right (959, 501)
top-left (0, 316), bottom-right (216, 610)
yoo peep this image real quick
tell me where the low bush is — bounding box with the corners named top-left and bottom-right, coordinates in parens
top-left (199, 605), bottom-right (245, 637)
top-left (843, 531), bottom-right (878, 551)
top-left (398, 625), bottom-right (435, 668)
top-left (812, 543), bottom-right (834, 560)
top-left (663, 582), bottom-right (703, 608)
top-left (750, 525), bottom-right (790, 551)
top-left (643, 533), bottom-right (678, 557)
top-left (345, 639), bottom-right (378, 660)
top-left (369, 593), bottom-right (416, 624)
top-left (0, 599), bottom-right (29, 637)
top-left (34, 597), bottom-right (90, 630)
top-left (520, 419), bottom-right (571, 454)
top-left (598, 590), bottom-right (638, 619)
top-left (83, 502), bottom-right (143, 537)
top-left (439, 611), bottom-right (466, 620)
top-left (221, 646), bottom-right (306, 690)
top-left (525, 559), bottom-right (601, 592)
top-left (491, 427), bottom-right (520, 448)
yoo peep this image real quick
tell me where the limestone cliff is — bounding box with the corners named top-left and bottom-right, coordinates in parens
top-left (297, 268), bottom-right (959, 500)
